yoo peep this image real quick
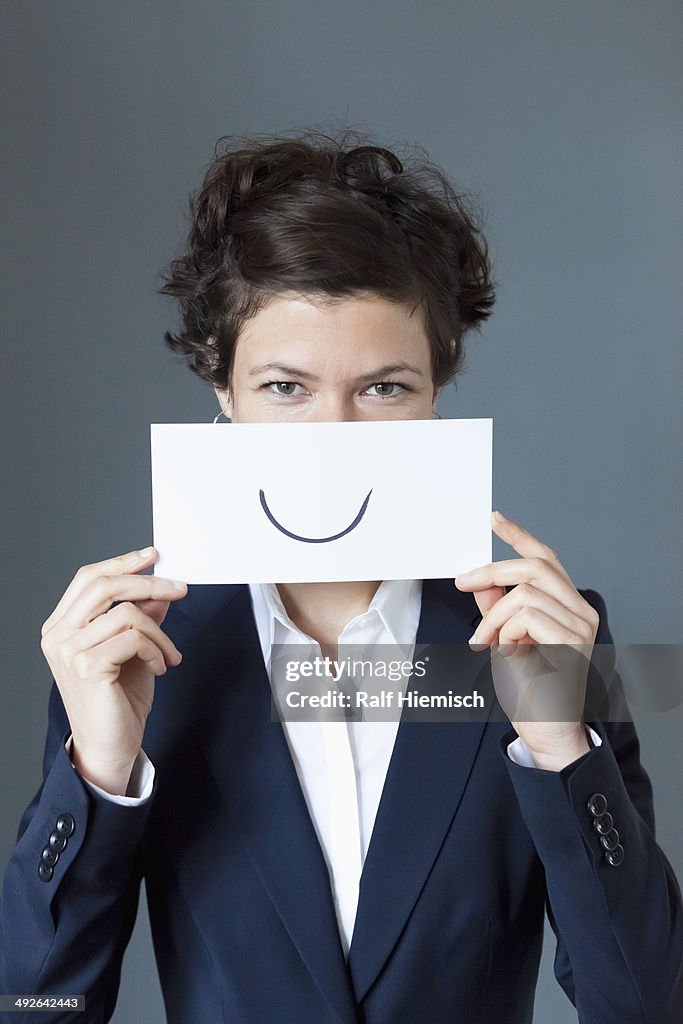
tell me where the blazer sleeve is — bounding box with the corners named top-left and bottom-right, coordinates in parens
top-left (500, 588), bottom-right (683, 1024)
top-left (0, 679), bottom-right (156, 1024)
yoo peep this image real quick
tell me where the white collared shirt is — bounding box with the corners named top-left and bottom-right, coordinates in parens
top-left (248, 577), bottom-right (421, 957)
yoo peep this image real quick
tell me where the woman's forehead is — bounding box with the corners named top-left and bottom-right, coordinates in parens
top-left (235, 292), bottom-right (430, 352)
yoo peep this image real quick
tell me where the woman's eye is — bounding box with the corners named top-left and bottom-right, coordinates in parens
top-left (367, 381), bottom-right (405, 398)
top-left (263, 381), bottom-right (302, 396)
top-left (260, 380), bottom-right (407, 398)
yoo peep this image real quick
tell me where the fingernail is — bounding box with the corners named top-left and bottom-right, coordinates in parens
top-left (457, 569), bottom-right (475, 581)
top-left (172, 580), bottom-right (187, 591)
top-left (469, 630), bottom-right (480, 645)
top-left (492, 510), bottom-right (506, 523)
top-left (138, 546), bottom-right (156, 559)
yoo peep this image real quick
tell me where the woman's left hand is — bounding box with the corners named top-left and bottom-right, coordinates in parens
top-left (454, 510), bottom-right (600, 771)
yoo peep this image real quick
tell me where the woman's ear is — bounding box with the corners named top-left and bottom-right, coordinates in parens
top-left (209, 335), bottom-right (234, 419)
top-left (213, 385), bottom-right (233, 421)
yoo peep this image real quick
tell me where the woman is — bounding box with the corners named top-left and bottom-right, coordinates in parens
top-left (2, 130), bottom-right (681, 1023)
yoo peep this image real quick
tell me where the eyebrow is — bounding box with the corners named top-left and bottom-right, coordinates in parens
top-left (248, 361), bottom-right (426, 382)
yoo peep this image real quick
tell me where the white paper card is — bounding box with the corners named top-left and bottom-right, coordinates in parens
top-left (151, 418), bottom-right (492, 583)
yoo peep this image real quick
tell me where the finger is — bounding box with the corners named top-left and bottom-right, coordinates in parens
top-left (70, 629), bottom-right (169, 684)
top-left (471, 584), bottom-right (590, 647)
top-left (468, 584), bottom-right (506, 619)
top-left (498, 606), bottom-right (588, 646)
top-left (42, 547), bottom-right (159, 636)
top-left (455, 556), bottom-right (581, 614)
top-left (490, 511), bottom-right (572, 582)
top-left (53, 574), bottom-right (187, 634)
top-left (62, 602), bottom-right (182, 667)
top-left (133, 598), bottom-right (173, 627)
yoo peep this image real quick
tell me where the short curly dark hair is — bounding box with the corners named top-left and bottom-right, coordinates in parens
top-left (158, 128), bottom-right (495, 394)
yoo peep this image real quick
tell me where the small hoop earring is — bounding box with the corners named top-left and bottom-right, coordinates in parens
top-left (212, 409), bottom-right (232, 424)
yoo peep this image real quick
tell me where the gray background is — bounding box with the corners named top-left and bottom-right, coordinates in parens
top-left (1, 2), bottom-right (681, 1021)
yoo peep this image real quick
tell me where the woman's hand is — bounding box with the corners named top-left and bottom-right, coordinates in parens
top-left (40, 547), bottom-right (186, 794)
top-left (454, 511), bottom-right (600, 771)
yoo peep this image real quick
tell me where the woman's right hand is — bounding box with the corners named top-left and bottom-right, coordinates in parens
top-left (40, 547), bottom-right (187, 795)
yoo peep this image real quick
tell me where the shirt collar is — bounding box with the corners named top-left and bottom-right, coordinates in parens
top-left (364, 577), bottom-right (422, 645)
top-left (249, 578), bottom-right (422, 653)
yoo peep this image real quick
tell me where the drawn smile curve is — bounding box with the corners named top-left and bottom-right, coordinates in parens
top-left (258, 488), bottom-right (373, 544)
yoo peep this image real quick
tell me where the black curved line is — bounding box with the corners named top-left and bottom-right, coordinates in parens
top-left (258, 488), bottom-right (373, 544)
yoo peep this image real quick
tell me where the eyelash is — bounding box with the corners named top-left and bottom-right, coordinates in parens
top-left (260, 380), bottom-right (410, 399)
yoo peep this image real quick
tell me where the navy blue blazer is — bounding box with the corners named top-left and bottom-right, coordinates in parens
top-left (1, 580), bottom-right (682, 1023)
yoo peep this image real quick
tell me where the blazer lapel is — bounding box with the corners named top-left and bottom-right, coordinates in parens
top-left (184, 585), bottom-right (359, 1024)
top-left (347, 578), bottom-right (492, 1003)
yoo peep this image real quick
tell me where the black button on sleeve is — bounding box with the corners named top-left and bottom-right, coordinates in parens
top-left (41, 846), bottom-right (59, 868)
top-left (600, 828), bottom-right (620, 852)
top-left (593, 812), bottom-right (614, 835)
top-left (587, 793), bottom-right (607, 817)
top-left (48, 831), bottom-right (67, 853)
top-left (38, 863), bottom-right (54, 883)
top-left (606, 844), bottom-right (625, 867)
top-left (55, 813), bottom-right (75, 838)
